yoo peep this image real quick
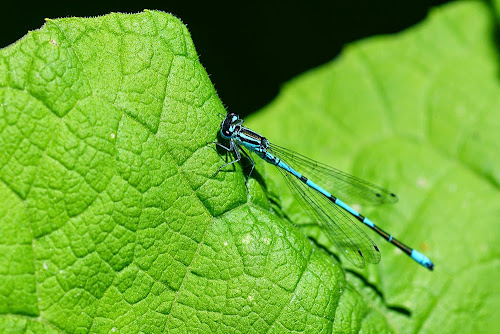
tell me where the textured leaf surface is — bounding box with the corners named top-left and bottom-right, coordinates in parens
top-left (1, 2), bottom-right (498, 334)
top-left (0, 10), bottom-right (389, 334)
top-left (248, 1), bottom-right (500, 333)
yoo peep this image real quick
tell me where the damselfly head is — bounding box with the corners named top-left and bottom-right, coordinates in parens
top-left (220, 113), bottom-right (240, 139)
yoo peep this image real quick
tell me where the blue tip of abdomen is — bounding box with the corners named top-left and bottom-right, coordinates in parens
top-left (411, 249), bottom-right (434, 271)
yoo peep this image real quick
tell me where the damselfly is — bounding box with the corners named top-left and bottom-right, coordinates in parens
top-left (213, 113), bottom-right (434, 270)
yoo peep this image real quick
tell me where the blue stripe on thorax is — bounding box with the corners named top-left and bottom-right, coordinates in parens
top-left (238, 133), bottom-right (260, 149)
top-left (236, 127), bottom-right (269, 155)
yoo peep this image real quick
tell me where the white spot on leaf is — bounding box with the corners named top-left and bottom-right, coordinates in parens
top-left (352, 203), bottom-right (362, 212)
top-left (242, 234), bottom-right (252, 245)
top-left (417, 177), bottom-right (429, 188)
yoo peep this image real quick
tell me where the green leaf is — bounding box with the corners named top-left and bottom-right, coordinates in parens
top-left (247, 1), bottom-right (500, 333)
top-left (0, 10), bottom-right (371, 334)
top-left (1, 3), bottom-right (498, 334)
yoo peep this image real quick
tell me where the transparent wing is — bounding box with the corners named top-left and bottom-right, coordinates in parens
top-left (269, 143), bottom-right (398, 206)
top-left (277, 167), bottom-right (381, 268)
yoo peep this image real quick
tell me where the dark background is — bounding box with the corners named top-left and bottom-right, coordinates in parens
top-left (2, 0), bottom-right (452, 118)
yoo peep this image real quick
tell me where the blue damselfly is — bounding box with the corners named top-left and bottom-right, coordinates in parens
top-left (213, 113), bottom-right (434, 270)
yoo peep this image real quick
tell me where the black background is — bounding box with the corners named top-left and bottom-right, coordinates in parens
top-left (2, 1), bottom-right (451, 117)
